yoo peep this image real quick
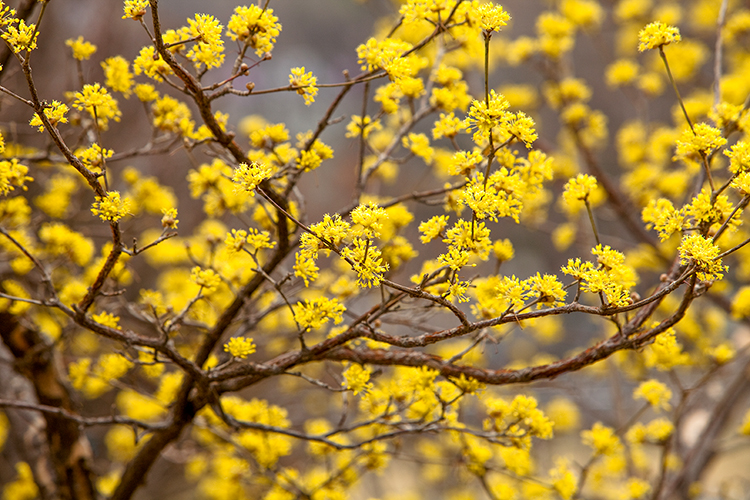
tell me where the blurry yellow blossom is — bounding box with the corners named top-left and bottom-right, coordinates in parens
top-left (342, 363), bottom-right (373, 395)
top-left (66, 36), bottom-right (96, 60)
top-left (634, 379), bottom-right (672, 411)
top-left (3, 462), bottom-right (39, 500)
top-left (582, 422), bottom-right (622, 456)
top-left (0, 159), bottom-right (33, 195)
top-left (644, 330), bottom-right (690, 370)
top-left (346, 115), bottom-right (382, 139)
top-left (101, 56), bottom-right (134, 97)
top-left (190, 266), bottom-right (221, 292)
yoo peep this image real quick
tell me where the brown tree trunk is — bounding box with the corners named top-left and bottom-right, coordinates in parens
top-left (0, 312), bottom-right (97, 500)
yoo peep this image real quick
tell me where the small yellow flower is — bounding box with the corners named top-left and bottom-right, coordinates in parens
top-left (606, 59), bottom-right (639, 87)
top-left (675, 123), bottom-right (726, 158)
top-left (341, 238), bottom-right (389, 288)
top-left (432, 112), bottom-right (466, 140)
top-left (101, 56), bottom-right (134, 98)
top-left (493, 238), bottom-right (514, 261)
top-left (475, 3), bottom-right (511, 33)
top-left (638, 21), bottom-right (681, 52)
top-left (2, 19), bottom-right (37, 53)
top-left (341, 363), bottom-right (373, 395)
top-left (160, 208), bottom-right (179, 229)
top-left (231, 161), bottom-right (273, 194)
top-left (91, 191), bottom-right (131, 222)
top-left (345, 115), bottom-right (382, 139)
top-left (351, 202), bottom-right (388, 239)
top-left (190, 266), bottom-right (221, 291)
top-left (29, 101), bottom-right (69, 133)
top-left (91, 311), bottom-right (122, 330)
top-left (724, 141), bottom-right (750, 173)
top-left (562, 173), bottom-right (599, 213)
top-left (289, 67), bottom-right (318, 106)
top-left (122, 0), bottom-right (149, 20)
top-left (245, 228), bottom-right (275, 251)
top-left (419, 215), bottom-right (449, 244)
top-left (134, 83), bottom-right (159, 102)
top-left (224, 336), bottom-right (256, 359)
top-left (65, 36), bottom-right (97, 60)
top-left (402, 133), bottom-right (434, 163)
top-left (294, 297), bottom-right (346, 330)
top-left (634, 379), bottom-right (672, 411)
top-left (678, 233), bottom-right (726, 281)
top-left (0, 159), bottom-right (33, 195)
top-left (186, 14), bottom-right (225, 69)
top-left (73, 83), bottom-right (122, 130)
top-left (581, 422), bottom-right (622, 456)
top-left (133, 46), bottom-right (172, 82)
top-left (550, 459), bottom-right (577, 500)
top-left (226, 5), bottom-right (282, 56)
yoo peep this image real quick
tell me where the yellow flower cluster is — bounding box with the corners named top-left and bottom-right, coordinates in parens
top-left (678, 233), bottom-right (726, 281)
top-left (226, 5), bottom-right (281, 56)
top-left (66, 36), bottom-right (97, 60)
top-left (69, 353), bottom-right (133, 398)
top-left (91, 191), bottom-right (131, 223)
top-left (231, 161), bottom-right (273, 194)
top-left (289, 67), bottom-right (318, 106)
top-left (2, 19), bottom-right (37, 53)
top-left (133, 46), bottom-right (172, 81)
top-left (0, 159), bottom-right (32, 195)
top-left (190, 266), bottom-right (221, 292)
top-left (73, 83), bottom-right (122, 130)
top-left (674, 123), bottom-right (726, 158)
top-left (357, 37), bottom-right (426, 96)
top-left (294, 297), bottom-right (345, 330)
top-left (38, 222), bottom-right (94, 267)
top-left (342, 363), bottom-right (373, 395)
top-left (223, 336), bottom-right (256, 359)
top-left (341, 237), bottom-right (390, 288)
top-left (101, 56), bottom-right (134, 97)
top-left (122, 0), bottom-right (148, 20)
top-left (476, 3), bottom-right (511, 34)
top-left (644, 330), bottom-right (691, 370)
top-left (29, 101), bottom-right (69, 132)
top-left (562, 244), bottom-right (637, 308)
top-left (224, 228), bottom-right (275, 254)
top-left (633, 379), bottom-right (672, 411)
top-left (637, 21), bottom-right (681, 51)
top-left (581, 422), bottom-right (622, 456)
top-left (484, 394), bottom-right (554, 441)
top-left (185, 14), bottom-right (225, 69)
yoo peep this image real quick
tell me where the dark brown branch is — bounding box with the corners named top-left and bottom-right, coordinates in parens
top-left (0, 399), bottom-right (167, 430)
top-left (0, 313), bottom-right (96, 500)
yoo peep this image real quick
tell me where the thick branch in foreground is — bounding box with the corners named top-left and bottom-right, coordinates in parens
top-left (0, 313), bottom-right (96, 500)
